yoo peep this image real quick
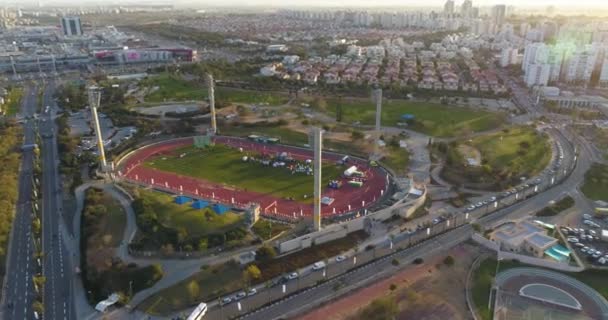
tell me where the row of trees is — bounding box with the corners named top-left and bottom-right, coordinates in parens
top-left (0, 121), bottom-right (22, 284)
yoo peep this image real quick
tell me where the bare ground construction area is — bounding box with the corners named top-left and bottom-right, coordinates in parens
top-left (297, 243), bottom-right (481, 320)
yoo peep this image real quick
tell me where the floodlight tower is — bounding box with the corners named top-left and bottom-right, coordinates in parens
top-left (312, 127), bottom-right (323, 232)
top-left (88, 86), bottom-right (107, 171)
top-left (373, 87), bottom-right (382, 155)
top-left (206, 73), bottom-right (217, 135)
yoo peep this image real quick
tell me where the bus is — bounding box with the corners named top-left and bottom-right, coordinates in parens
top-left (187, 303), bottom-right (208, 320)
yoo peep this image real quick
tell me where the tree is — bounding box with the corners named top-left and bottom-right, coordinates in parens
top-left (242, 264), bottom-right (262, 287)
top-left (255, 245), bottom-right (277, 262)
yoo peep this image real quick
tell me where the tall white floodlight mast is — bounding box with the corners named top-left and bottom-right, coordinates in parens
top-left (373, 87), bottom-right (382, 155)
top-left (88, 86), bottom-right (107, 170)
top-left (206, 73), bottom-right (217, 134)
top-left (312, 127), bottom-right (323, 231)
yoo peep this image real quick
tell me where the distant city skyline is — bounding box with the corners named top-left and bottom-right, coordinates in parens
top-left (4, 0), bottom-right (608, 9)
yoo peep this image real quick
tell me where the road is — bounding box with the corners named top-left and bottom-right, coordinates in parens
top-left (2, 84), bottom-right (39, 319)
top-left (39, 81), bottom-right (76, 320)
top-left (200, 126), bottom-right (588, 320)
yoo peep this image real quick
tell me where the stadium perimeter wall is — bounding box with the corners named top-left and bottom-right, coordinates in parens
top-left (278, 189), bottom-right (427, 254)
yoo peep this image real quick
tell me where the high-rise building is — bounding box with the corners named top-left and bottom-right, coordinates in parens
top-left (61, 16), bottom-right (83, 36)
top-left (599, 56), bottom-right (608, 88)
top-left (461, 0), bottom-right (473, 18)
top-left (500, 48), bottom-right (518, 67)
top-left (525, 63), bottom-right (551, 87)
top-left (564, 45), bottom-right (599, 84)
top-left (491, 5), bottom-right (506, 28)
top-left (444, 0), bottom-right (455, 16)
top-left (522, 43), bottom-right (548, 72)
top-left (520, 22), bottom-right (530, 37)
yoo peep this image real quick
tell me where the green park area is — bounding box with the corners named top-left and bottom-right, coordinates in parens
top-left (130, 188), bottom-right (249, 252)
top-left (140, 73), bottom-right (288, 105)
top-left (144, 144), bottom-right (344, 203)
top-left (3, 87), bottom-right (24, 116)
top-left (81, 188), bottom-right (163, 304)
top-left (439, 126), bottom-right (551, 190)
top-left (315, 97), bottom-right (504, 137)
top-left (581, 163), bottom-right (608, 201)
top-left (136, 189), bottom-right (243, 237)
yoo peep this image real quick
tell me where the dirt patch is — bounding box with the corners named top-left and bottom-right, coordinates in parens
top-left (298, 243), bottom-right (479, 320)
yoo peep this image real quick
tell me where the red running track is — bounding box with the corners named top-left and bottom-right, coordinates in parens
top-left (118, 136), bottom-right (389, 219)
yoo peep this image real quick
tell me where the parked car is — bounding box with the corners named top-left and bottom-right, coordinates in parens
top-left (287, 272), bottom-right (299, 280)
top-left (335, 255), bottom-right (346, 262)
top-left (221, 297), bottom-right (232, 305)
top-left (247, 288), bottom-right (257, 296)
top-left (234, 292), bottom-right (246, 301)
top-left (312, 261), bottom-right (326, 271)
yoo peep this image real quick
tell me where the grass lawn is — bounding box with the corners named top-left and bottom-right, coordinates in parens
top-left (137, 189), bottom-right (244, 237)
top-left (145, 144), bottom-right (344, 203)
top-left (251, 219), bottom-right (291, 240)
top-left (442, 126), bottom-right (551, 190)
top-left (4, 87), bottom-right (23, 116)
top-left (137, 261), bottom-right (243, 316)
top-left (94, 193), bottom-right (126, 248)
top-left (471, 258), bottom-right (498, 320)
top-left (142, 74), bottom-right (206, 102)
top-left (222, 125), bottom-right (367, 156)
top-left (381, 146), bottom-right (410, 176)
top-left (321, 98), bottom-right (505, 137)
top-left (221, 125), bottom-right (309, 146)
top-left (141, 74), bottom-right (287, 105)
top-left (470, 127), bottom-right (551, 176)
top-left (581, 163), bottom-right (608, 201)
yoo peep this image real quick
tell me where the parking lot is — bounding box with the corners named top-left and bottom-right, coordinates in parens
top-left (68, 109), bottom-right (137, 155)
top-left (563, 215), bottom-right (608, 266)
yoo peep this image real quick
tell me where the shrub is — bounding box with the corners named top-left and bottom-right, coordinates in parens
top-left (443, 255), bottom-right (455, 267)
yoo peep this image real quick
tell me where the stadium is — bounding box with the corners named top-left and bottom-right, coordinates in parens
top-left (117, 135), bottom-right (391, 221)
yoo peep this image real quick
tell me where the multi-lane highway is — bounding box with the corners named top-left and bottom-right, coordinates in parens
top-left (202, 126), bottom-right (588, 320)
top-left (3, 85), bottom-right (39, 319)
top-left (39, 81), bottom-right (76, 320)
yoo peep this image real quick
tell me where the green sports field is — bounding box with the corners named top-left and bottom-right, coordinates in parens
top-left (144, 144), bottom-right (344, 203)
top-left (322, 98), bottom-right (505, 137)
top-left (141, 74), bottom-right (288, 105)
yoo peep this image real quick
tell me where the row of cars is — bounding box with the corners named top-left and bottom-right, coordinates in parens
top-left (219, 257), bottom-right (345, 306)
top-left (463, 178), bottom-right (546, 212)
top-left (563, 226), bottom-right (608, 265)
